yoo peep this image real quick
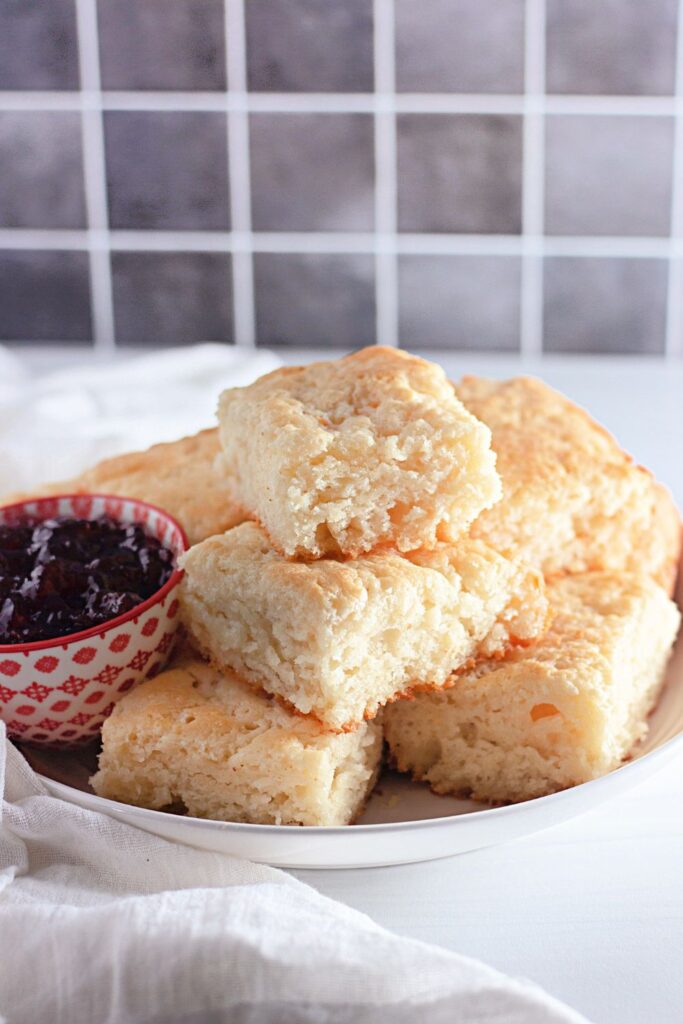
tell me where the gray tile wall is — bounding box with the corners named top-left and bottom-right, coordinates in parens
top-left (0, 0), bottom-right (681, 356)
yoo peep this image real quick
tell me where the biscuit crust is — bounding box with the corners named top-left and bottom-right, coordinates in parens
top-left (91, 659), bottom-right (383, 827)
top-left (455, 375), bottom-right (681, 593)
top-left (2, 428), bottom-right (244, 545)
top-left (384, 571), bottom-right (681, 804)
top-left (179, 521), bottom-right (549, 732)
top-left (217, 346), bottom-right (501, 558)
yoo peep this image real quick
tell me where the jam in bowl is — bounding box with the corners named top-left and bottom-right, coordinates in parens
top-left (0, 494), bottom-right (188, 746)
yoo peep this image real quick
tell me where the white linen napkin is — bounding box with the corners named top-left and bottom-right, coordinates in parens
top-left (0, 725), bottom-right (589, 1024)
top-left (0, 343), bottom-right (279, 496)
top-left (0, 345), bottom-right (590, 1024)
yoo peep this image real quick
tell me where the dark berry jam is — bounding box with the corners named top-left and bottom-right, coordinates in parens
top-left (0, 516), bottom-right (175, 645)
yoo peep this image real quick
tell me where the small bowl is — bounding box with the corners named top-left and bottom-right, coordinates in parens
top-left (0, 494), bottom-right (188, 745)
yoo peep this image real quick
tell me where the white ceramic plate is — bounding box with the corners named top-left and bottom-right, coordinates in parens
top-left (32, 609), bottom-right (683, 870)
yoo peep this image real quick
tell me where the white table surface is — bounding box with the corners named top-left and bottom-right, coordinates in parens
top-left (20, 348), bottom-right (683, 1024)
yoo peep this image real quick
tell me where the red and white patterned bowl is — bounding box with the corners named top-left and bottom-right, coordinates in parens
top-left (0, 494), bottom-right (188, 746)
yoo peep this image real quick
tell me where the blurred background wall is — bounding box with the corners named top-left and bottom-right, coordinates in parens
top-left (0, 0), bottom-right (681, 357)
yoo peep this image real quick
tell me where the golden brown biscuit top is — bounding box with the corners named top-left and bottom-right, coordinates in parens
top-left (456, 375), bottom-right (632, 492)
top-left (220, 346), bottom-right (467, 436)
top-left (458, 570), bottom-right (680, 698)
top-left (105, 660), bottom-right (349, 745)
top-left (1, 428), bottom-right (244, 546)
top-left (455, 375), bottom-right (681, 591)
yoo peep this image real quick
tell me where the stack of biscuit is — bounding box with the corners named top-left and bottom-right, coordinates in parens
top-left (10, 347), bottom-right (681, 825)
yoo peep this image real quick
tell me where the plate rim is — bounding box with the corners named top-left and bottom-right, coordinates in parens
top-left (37, 725), bottom-right (683, 837)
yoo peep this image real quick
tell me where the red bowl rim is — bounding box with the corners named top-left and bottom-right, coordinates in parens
top-left (0, 493), bottom-right (189, 654)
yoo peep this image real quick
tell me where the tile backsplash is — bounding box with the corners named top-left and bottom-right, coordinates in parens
top-left (0, 0), bottom-right (682, 356)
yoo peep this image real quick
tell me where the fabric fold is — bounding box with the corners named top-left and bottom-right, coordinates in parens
top-left (0, 725), bottom-right (589, 1024)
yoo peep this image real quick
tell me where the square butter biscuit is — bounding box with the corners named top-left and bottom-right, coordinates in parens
top-left (217, 346), bottom-right (501, 558)
top-left (2, 429), bottom-right (244, 546)
top-left (91, 660), bottom-right (383, 827)
top-left (384, 572), bottom-right (681, 804)
top-left (179, 521), bottom-right (548, 732)
top-left (456, 376), bottom-right (681, 594)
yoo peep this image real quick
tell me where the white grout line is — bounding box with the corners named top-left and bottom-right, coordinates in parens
top-left (665, 0), bottom-right (683, 357)
top-left (249, 92), bottom-right (376, 114)
top-left (0, 228), bottom-right (680, 258)
top-left (373, 0), bottom-right (399, 347)
top-left (532, 236), bottom-right (673, 258)
top-left (395, 94), bottom-right (680, 116)
top-left (540, 94), bottom-right (680, 117)
top-left (224, 0), bottom-right (256, 346)
top-left (74, 0), bottom-right (116, 354)
top-left (519, 0), bottom-right (546, 357)
top-left (96, 91), bottom-right (231, 112)
top-left (2, 90), bottom-right (683, 116)
top-left (0, 92), bottom-right (84, 110)
top-left (0, 229), bottom-right (95, 249)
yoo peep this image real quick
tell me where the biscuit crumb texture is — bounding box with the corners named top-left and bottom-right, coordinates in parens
top-left (218, 347), bottom-right (501, 557)
top-left (91, 660), bottom-right (383, 826)
top-left (384, 572), bottom-right (680, 804)
top-left (456, 376), bottom-right (681, 593)
top-left (179, 521), bottom-right (548, 731)
top-left (2, 429), bottom-right (244, 546)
